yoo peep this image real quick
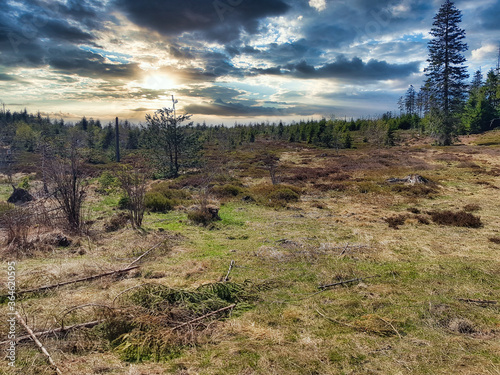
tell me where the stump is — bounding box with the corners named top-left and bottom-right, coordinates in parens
top-left (387, 174), bottom-right (429, 185)
top-left (7, 186), bottom-right (34, 204)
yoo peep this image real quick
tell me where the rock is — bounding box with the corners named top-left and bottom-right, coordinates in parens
top-left (7, 185), bottom-right (34, 204)
top-left (387, 174), bottom-right (429, 185)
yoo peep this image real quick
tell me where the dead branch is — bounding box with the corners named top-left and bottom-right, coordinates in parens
top-left (318, 275), bottom-right (379, 290)
top-left (339, 243), bottom-right (350, 256)
top-left (0, 320), bottom-right (104, 345)
top-left (5, 266), bottom-right (139, 298)
top-left (126, 241), bottom-right (165, 268)
top-left (172, 304), bottom-right (236, 331)
top-left (223, 260), bottom-right (235, 282)
top-left (376, 316), bottom-right (402, 339)
top-left (15, 312), bottom-right (63, 375)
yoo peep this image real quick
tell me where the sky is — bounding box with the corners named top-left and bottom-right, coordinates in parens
top-left (0, 0), bottom-right (499, 125)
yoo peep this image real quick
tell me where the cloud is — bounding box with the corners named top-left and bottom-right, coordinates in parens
top-left (254, 55), bottom-right (420, 81)
top-left (0, 73), bottom-right (18, 81)
top-left (471, 43), bottom-right (498, 62)
top-left (114, 0), bottom-right (290, 42)
top-left (309, 0), bottom-right (327, 12)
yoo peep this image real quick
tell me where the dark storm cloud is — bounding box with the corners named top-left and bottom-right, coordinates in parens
top-left (0, 73), bottom-right (17, 81)
top-left (48, 47), bottom-right (140, 79)
top-left (252, 55), bottom-right (420, 81)
top-left (114, 0), bottom-right (290, 42)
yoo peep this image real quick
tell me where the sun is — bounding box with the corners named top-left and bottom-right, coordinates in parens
top-left (140, 74), bottom-right (177, 90)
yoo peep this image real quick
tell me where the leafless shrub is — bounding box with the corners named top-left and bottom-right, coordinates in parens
top-left (44, 138), bottom-right (88, 233)
top-left (116, 165), bottom-right (148, 229)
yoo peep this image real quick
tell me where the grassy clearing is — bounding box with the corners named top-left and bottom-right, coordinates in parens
top-left (1, 136), bottom-right (500, 374)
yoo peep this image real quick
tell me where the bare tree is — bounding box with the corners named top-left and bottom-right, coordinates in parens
top-left (45, 135), bottom-right (87, 233)
top-left (263, 153), bottom-right (280, 185)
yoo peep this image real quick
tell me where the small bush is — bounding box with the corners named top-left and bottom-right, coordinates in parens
top-left (188, 209), bottom-right (216, 226)
top-left (212, 184), bottom-right (243, 198)
top-left (97, 171), bottom-right (119, 194)
top-left (251, 184), bottom-right (302, 207)
top-left (428, 210), bottom-right (482, 228)
top-left (144, 192), bottom-right (174, 213)
top-left (105, 212), bottom-right (130, 232)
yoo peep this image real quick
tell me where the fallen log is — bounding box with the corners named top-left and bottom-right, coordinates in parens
top-left (127, 241), bottom-right (166, 268)
top-left (3, 266), bottom-right (139, 298)
top-left (0, 320), bottom-right (104, 345)
top-left (319, 275), bottom-right (379, 290)
top-left (15, 312), bottom-right (63, 374)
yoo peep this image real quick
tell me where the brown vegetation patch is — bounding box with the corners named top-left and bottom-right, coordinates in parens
top-left (384, 215), bottom-right (408, 229)
top-left (428, 210), bottom-right (482, 228)
top-left (488, 237), bottom-right (500, 244)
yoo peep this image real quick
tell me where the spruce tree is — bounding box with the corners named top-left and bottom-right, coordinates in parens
top-left (425, 0), bottom-right (468, 145)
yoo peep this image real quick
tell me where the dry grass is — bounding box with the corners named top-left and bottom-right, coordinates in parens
top-left (1, 136), bottom-right (500, 374)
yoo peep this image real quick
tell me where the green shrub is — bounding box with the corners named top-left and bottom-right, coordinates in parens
top-left (97, 171), bottom-right (119, 194)
top-left (18, 175), bottom-right (32, 190)
top-left (251, 184), bottom-right (301, 207)
top-left (149, 182), bottom-right (191, 203)
top-left (144, 192), bottom-right (174, 213)
top-left (118, 196), bottom-right (131, 210)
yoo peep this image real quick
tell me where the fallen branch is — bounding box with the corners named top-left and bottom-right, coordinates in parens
top-left (318, 275), bottom-right (378, 290)
top-left (0, 319), bottom-right (104, 345)
top-left (339, 243), bottom-right (350, 256)
top-left (458, 298), bottom-right (497, 305)
top-left (127, 241), bottom-right (166, 268)
top-left (223, 260), bottom-right (235, 282)
top-left (15, 312), bottom-right (63, 375)
top-left (172, 304), bottom-right (236, 331)
top-left (6, 266), bottom-right (139, 298)
top-left (377, 316), bottom-right (402, 339)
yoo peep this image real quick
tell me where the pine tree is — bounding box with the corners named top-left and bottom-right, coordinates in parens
top-left (470, 70), bottom-right (483, 94)
top-left (425, 0), bottom-right (468, 144)
top-left (404, 85), bottom-right (416, 115)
